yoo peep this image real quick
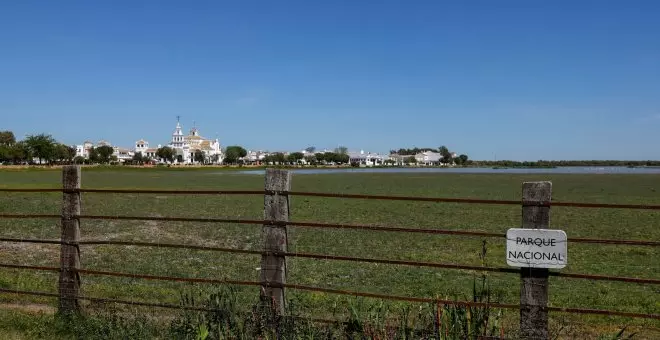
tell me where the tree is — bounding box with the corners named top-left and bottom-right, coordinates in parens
top-left (439, 146), bottom-right (452, 164)
top-left (334, 146), bottom-right (348, 155)
top-left (156, 146), bottom-right (175, 163)
top-left (88, 147), bottom-right (99, 163)
top-left (274, 153), bottom-right (286, 163)
top-left (264, 152), bottom-right (286, 164)
top-left (55, 144), bottom-right (75, 164)
top-left (319, 152), bottom-right (333, 163)
top-left (9, 142), bottom-right (29, 164)
top-left (94, 145), bottom-right (115, 164)
top-left (194, 150), bottom-right (205, 164)
top-left (304, 155), bottom-right (316, 165)
top-left (314, 153), bottom-right (325, 163)
top-left (176, 155), bottom-right (183, 163)
top-left (330, 152), bottom-right (349, 164)
top-left (73, 156), bottom-right (86, 164)
top-left (24, 134), bottom-right (57, 164)
top-left (0, 145), bottom-right (10, 163)
top-left (0, 131), bottom-right (16, 146)
top-left (405, 156), bottom-right (417, 164)
top-left (391, 147), bottom-right (437, 156)
top-left (459, 154), bottom-right (469, 165)
top-left (223, 146), bottom-right (247, 164)
top-left (132, 152), bottom-right (146, 165)
top-left (305, 146), bottom-right (316, 153)
top-left (132, 152), bottom-right (143, 164)
top-left (287, 152), bottom-right (304, 164)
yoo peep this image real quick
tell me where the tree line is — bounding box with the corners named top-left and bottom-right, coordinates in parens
top-left (0, 131), bottom-right (77, 165)
top-left (9, 129), bottom-right (652, 168)
top-left (474, 160), bottom-right (660, 167)
top-left (390, 145), bottom-right (469, 165)
top-left (230, 146), bottom-right (350, 165)
top-left (1, 130), bottom-right (142, 165)
top-left (258, 151), bottom-right (350, 165)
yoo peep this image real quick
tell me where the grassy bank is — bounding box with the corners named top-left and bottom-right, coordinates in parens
top-left (0, 169), bottom-right (658, 337)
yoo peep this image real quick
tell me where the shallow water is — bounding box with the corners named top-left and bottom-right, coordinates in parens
top-left (232, 166), bottom-right (660, 175)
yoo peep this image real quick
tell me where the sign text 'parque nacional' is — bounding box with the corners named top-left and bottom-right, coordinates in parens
top-left (506, 228), bottom-right (567, 269)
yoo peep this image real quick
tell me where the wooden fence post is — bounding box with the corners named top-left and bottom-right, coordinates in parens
top-left (520, 181), bottom-right (552, 339)
top-left (59, 165), bottom-right (81, 314)
top-left (260, 168), bottom-right (291, 315)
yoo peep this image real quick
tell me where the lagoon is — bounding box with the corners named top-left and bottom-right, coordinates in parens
top-left (235, 166), bottom-right (660, 175)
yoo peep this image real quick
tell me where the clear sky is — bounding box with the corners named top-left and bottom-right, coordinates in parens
top-left (1, 1), bottom-right (659, 160)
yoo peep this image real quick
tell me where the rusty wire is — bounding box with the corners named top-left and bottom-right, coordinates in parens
top-left (548, 272), bottom-right (660, 285)
top-left (79, 214), bottom-right (660, 247)
top-left (0, 263), bottom-right (60, 272)
top-left (288, 191), bottom-right (660, 210)
top-left (1, 187), bottom-right (659, 322)
top-left (1, 283), bottom-right (658, 320)
top-left (1, 212), bottom-right (656, 247)
top-left (3, 187), bottom-right (660, 210)
top-left (0, 214), bottom-right (61, 219)
top-left (78, 189), bottom-right (266, 195)
top-left (0, 188), bottom-right (62, 192)
top-left (0, 237), bottom-right (64, 245)
top-left (78, 240), bottom-right (263, 255)
top-left (4, 285), bottom-right (657, 327)
top-left (78, 214), bottom-right (266, 225)
top-left (76, 268), bottom-right (262, 287)
top-left (545, 306), bottom-right (660, 320)
top-left (0, 237), bottom-right (659, 285)
top-left (0, 287), bottom-right (229, 313)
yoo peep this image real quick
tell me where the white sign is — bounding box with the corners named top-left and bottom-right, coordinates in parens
top-left (506, 228), bottom-right (567, 269)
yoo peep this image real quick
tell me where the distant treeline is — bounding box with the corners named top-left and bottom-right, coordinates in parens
top-left (391, 147), bottom-right (440, 155)
top-left (472, 160), bottom-right (660, 167)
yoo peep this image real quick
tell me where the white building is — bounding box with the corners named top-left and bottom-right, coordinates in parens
top-left (415, 151), bottom-right (442, 166)
top-left (348, 150), bottom-right (386, 167)
top-left (113, 147), bottom-right (133, 163)
top-left (133, 139), bottom-right (158, 161)
top-left (74, 140), bottom-right (135, 163)
top-left (243, 150), bottom-right (267, 164)
top-left (134, 139), bottom-right (149, 154)
top-left (168, 119), bottom-right (223, 164)
top-left (75, 141), bottom-right (94, 159)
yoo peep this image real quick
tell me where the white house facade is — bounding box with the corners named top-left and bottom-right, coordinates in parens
top-left (348, 150), bottom-right (386, 167)
top-left (75, 140), bottom-right (135, 163)
top-left (243, 150), bottom-right (267, 164)
top-left (75, 141), bottom-right (94, 159)
top-left (415, 151), bottom-right (442, 165)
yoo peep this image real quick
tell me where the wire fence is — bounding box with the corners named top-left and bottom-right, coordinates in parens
top-left (0, 167), bottom-right (659, 336)
top-left (0, 237), bottom-right (657, 285)
top-left (1, 213), bottom-right (658, 247)
top-left (3, 187), bottom-right (660, 210)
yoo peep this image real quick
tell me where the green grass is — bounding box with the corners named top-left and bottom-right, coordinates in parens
top-left (0, 168), bottom-right (659, 338)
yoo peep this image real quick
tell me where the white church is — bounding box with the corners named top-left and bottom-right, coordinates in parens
top-left (166, 119), bottom-right (223, 164)
top-left (74, 118), bottom-right (223, 164)
top-left (132, 118), bottom-right (223, 164)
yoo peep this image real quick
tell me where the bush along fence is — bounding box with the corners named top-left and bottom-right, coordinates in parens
top-left (0, 166), bottom-right (659, 339)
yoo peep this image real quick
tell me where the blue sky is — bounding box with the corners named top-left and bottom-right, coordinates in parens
top-left (1, 1), bottom-right (659, 160)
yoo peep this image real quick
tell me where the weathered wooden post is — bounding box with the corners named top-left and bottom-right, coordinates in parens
top-left (59, 165), bottom-right (81, 314)
top-left (520, 181), bottom-right (552, 339)
top-left (260, 168), bottom-right (291, 315)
